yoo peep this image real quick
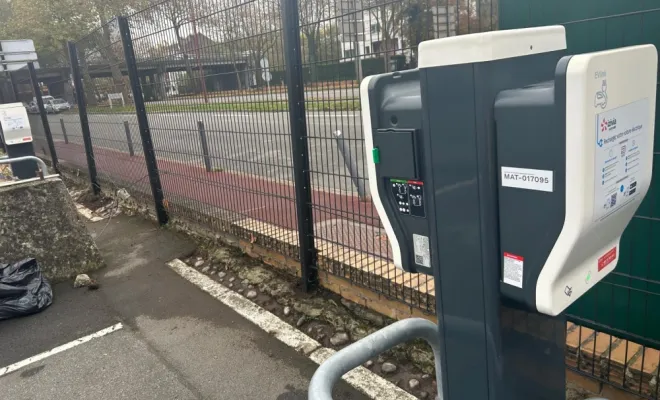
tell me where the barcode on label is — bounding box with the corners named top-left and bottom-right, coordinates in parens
top-left (503, 252), bottom-right (524, 288)
top-left (413, 234), bottom-right (430, 268)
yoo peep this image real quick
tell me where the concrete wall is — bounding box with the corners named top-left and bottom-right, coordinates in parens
top-left (0, 176), bottom-right (104, 281)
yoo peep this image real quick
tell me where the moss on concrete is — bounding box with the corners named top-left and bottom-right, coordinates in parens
top-left (0, 177), bottom-right (104, 281)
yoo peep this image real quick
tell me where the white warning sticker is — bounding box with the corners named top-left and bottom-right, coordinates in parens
top-left (503, 252), bottom-right (524, 288)
top-left (594, 99), bottom-right (649, 222)
top-left (413, 234), bottom-right (430, 268)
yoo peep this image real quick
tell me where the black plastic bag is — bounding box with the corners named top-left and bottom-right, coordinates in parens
top-left (0, 259), bottom-right (53, 320)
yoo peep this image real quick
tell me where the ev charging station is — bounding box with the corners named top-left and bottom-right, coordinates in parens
top-left (0, 102), bottom-right (36, 179)
top-left (309, 26), bottom-right (657, 400)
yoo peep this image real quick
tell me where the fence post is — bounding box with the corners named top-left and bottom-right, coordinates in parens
top-left (60, 118), bottom-right (69, 144)
top-left (7, 71), bottom-right (19, 102)
top-left (281, 0), bottom-right (317, 291)
top-left (67, 41), bottom-right (100, 195)
top-left (333, 130), bottom-right (367, 200)
top-left (27, 62), bottom-right (60, 173)
top-left (197, 120), bottom-right (212, 172)
top-left (123, 121), bottom-right (135, 156)
top-left (118, 16), bottom-right (169, 226)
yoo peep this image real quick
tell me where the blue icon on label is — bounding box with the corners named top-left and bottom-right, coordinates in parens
top-left (620, 185), bottom-right (625, 193)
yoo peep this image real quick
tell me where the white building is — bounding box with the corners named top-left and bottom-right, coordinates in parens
top-left (337, 2), bottom-right (457, 65)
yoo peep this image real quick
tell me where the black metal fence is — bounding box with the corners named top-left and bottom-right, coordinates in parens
top-left (17, 0), bottom-right (660, 397)
top-left (24, 0), bottom-right (497, 308)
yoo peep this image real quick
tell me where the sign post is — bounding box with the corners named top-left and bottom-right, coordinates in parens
top-left (260, 58), bottom-right (272, 94)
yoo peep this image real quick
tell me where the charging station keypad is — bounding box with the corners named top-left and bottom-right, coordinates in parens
top-left (390, 179), bottom-right (426, 217)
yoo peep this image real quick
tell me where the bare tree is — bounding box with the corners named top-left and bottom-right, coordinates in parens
top-left (78, 45), bottom-right (100, 106)
top-left (139, 0), bottom-right (200, 93)
top-left (456, 0), bottom-right (498, 34)
top-left (238, 0), bottom-right (281, 87)
top-left (299, 0), bottom-right (334, 82)
top-left (86, 0), bottom-right (143, 103)
top-left (317, 23), bottom-right (342, 62)
top-left (203, 1), bottom-right (248, 90)
top-left (401, 1), bottom-right (435, 65)
top-left (367, 0), bottom-right (405, 72)
top-left (203, 0), bottom-right (280, 89)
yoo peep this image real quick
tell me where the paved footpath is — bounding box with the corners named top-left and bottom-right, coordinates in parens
top-left (0, 214), bottom-right (367, 400)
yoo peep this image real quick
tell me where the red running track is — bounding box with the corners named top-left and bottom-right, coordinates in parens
top-left (49, 140), bottom-right (380, 231)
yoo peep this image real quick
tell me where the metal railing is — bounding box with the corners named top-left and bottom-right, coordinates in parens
top-left (0, 155), bottom-right (49, 178)
top-left (309, 318), bottom-right (443, 400)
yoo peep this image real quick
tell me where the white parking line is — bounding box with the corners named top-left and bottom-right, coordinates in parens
top-left (0, 323), bottom-right (123, 378)
top-left (167, 259), bottom-right (415, 400)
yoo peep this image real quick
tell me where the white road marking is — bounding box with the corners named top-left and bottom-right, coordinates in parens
top-left (167, 259), bottom-right (415, 400)
top-left (0, 323), bottom-right (123, 378)
top-left (168, 259), bottom-right (320, 355)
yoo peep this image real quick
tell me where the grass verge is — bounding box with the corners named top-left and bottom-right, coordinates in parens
top-left (76, 99), bottom-right (360, 114)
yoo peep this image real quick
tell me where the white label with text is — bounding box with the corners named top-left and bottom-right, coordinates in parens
top-left (413, 234), bottom-right (430, 268)
top-left (501, 167), bottom-right (554, 192)
top-left (503, 252), bottom-right (524, 288)
top-left (594, 99), bottom-right (648, 221)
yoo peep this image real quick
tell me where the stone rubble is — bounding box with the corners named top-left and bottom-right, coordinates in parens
top-left (381, 362), bottom-right (397, 374)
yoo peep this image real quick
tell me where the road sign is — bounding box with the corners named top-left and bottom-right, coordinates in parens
top-left (1, 39), bottom-right (39, 71)
top-left (262, 71), bottom-right (273, 82)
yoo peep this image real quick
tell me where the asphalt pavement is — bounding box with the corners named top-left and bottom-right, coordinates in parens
top-left (0, 214), bottom-right (368, 400)
top-left (45, 108), bottom-right (368, 193)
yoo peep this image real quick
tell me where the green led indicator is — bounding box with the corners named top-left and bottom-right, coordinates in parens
top-left (372, 148), bottom-right (380, 164)
top-left (391, 179), bottom-right (407, 183)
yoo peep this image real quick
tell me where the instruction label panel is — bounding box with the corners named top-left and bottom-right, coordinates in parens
top-left (0, 105), bottom-right (32, 145)
top-left (413, 234), bottom-right (430, 268)
top-left (2, 114), bottom-right (26, 131)
top-left (594, 99), bottom-right (649, 221)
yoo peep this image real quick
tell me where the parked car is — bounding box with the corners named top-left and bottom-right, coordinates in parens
top-left (25, 101), bottom-right (38, 113)
top-left (27, 97), bottom-right (57, 114)
top-left (26, 101), bottom-right (54, 114)
top-left (48, 98), bottom-right (72, 113)
top-left (33, 95), bottom-right (54, 104)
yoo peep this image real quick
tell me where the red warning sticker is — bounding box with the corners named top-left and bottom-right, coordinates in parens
top-left (503, 252), bottom-right (524, 288)
top-left (503, 252), bottom-right (523, 261)
top-left (598, 247), bottom-right (617, 271)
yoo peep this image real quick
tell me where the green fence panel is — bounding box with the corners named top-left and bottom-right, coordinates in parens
top-left (501, 1), bottom-right (660, 345)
